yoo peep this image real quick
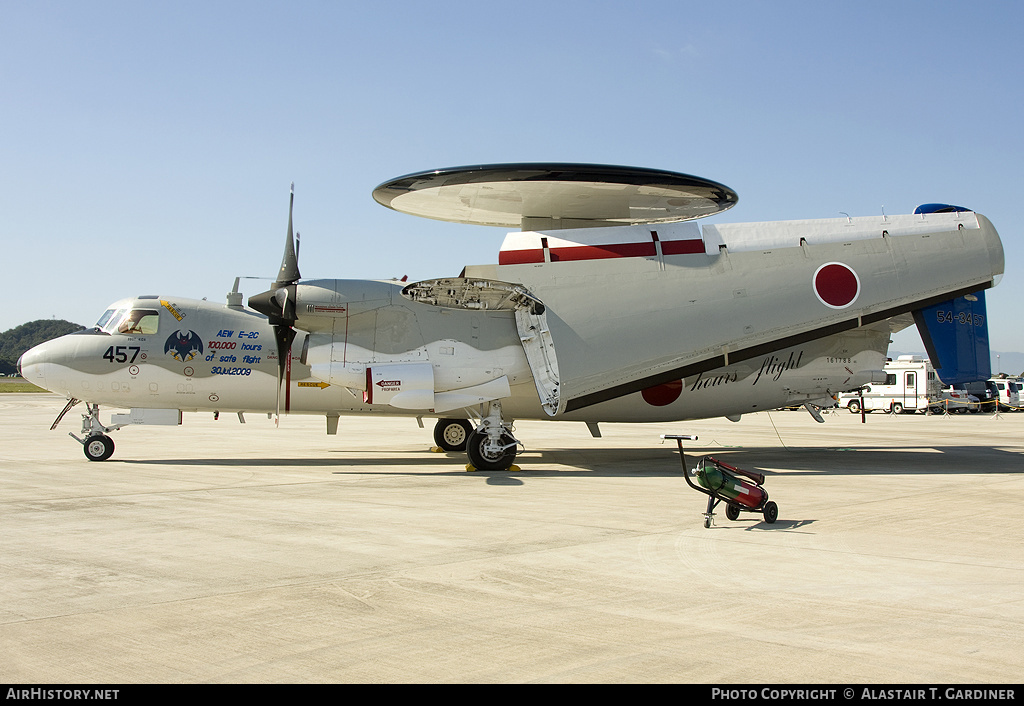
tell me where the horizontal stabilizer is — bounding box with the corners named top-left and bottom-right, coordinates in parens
top-left (913, 291), bottom-right (990, 384)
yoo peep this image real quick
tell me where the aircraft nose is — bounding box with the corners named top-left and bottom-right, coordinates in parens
top-left (17, 343), bottom-right (47, 384)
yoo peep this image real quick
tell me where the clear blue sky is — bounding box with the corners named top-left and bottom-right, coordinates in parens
top-left (3, 1), bottom-right (1021, 353)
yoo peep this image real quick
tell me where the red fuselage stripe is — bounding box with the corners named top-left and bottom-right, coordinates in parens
top-left (498, 240), bottom-right (703, 265)
top-left (659, 239), bottom-right (705, 255)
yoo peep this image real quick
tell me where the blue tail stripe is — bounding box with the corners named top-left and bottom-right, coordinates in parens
top-left (913, 291), bottom-right (990, 384)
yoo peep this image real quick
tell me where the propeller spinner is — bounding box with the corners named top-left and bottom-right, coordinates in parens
top-left (249, 184), bottom-right (302, 421)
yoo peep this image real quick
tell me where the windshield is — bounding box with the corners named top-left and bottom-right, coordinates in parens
top-left (96, 308), bottom-right (159, 335)
top-left (95, 308), bottom-right (122, 331)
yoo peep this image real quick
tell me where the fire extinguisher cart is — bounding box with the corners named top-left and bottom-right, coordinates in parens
top-left (663, 435), bottom-right (779, 528)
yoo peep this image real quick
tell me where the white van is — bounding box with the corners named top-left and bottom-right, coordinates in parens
top-left (989, 378), bottom-right (1021, 411)
top-left (839, 355), bottom-right (941, 414)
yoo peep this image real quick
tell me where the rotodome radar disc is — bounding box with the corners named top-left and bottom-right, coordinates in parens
top-left (372, 163), bottom-right (738, 228)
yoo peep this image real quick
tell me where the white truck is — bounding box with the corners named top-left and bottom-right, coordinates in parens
top-left (839, 355), bottom-right (941, 414)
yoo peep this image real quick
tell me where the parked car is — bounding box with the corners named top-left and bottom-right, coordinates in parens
top-left (951, 381), bottom-right (999, 412)
top-left (935, 387), bottom-right (980, 414)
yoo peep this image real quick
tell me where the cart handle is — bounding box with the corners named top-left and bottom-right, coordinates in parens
top-left (662, 435), bottom-right (710, 494)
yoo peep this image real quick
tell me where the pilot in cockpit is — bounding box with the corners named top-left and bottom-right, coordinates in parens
top-left (95, 307), bottom-right (160, 336)
top-left (116, 309), bottom-right (160, 335)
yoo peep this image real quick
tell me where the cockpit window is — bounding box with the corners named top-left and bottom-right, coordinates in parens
top-left (95, 309), bottom-right (120, 331)
top-left (96, 308), bottom-right (160, 334)
top-left (116, 309), bottom-right (160, 335)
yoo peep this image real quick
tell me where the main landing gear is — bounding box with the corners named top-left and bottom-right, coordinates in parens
top-left (465, 426), bottom-right (518, 471)
top-left (434, 400), bottom-right (520, 471)
top-left (433, 418), bottom-right (474, 452)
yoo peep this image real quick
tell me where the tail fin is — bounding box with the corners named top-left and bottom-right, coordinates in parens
top-left (913, 290), bottom-right (991, 384)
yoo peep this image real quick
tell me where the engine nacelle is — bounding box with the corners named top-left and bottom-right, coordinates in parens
top-left (303, 334), bottom-right (518, 411)
top-left (364, 363), bottom-right (435, 409)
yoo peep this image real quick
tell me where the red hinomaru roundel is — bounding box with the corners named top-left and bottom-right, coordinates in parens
top-left (641, 380), bottom-right (683, 407)
top-left (812, 262), bottom-right (860, 309)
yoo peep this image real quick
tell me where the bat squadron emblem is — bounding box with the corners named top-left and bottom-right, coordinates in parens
top-left (164, 330), bottom-right (204, 362)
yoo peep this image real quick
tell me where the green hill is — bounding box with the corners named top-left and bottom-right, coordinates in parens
top-left (0, 320), bottom-right (85, 375)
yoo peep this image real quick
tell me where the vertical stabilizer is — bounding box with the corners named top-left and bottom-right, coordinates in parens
top-left (913, 291), bottom-right (990, 384)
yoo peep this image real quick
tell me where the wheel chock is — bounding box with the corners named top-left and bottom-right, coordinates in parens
top-left (464, 463), bottom-right (521, 472)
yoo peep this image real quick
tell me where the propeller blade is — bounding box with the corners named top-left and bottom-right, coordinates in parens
top-left (272, 323), bottom-right (294, 425)
top-left (273, 324), bottom-right (297, 378)
top-left (275, 366), bottom-right (282, 427)
top-left (248, 184), bottom-right (304, 424)
top-left (276, 184), bottom-right (300, 288)
top-left (273, 287), bottom-right (290, 317)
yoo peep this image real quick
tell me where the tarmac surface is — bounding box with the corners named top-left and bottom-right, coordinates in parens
top-left (2, 394), bottom-right (1023, 683)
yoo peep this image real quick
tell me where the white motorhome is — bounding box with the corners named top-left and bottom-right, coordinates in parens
top-left (839, 355), bottom-right (941, 414)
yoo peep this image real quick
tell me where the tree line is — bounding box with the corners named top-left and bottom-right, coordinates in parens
top-left (0, 320), bottom-right (84, 375)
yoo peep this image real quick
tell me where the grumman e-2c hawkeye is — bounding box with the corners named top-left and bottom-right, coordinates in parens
top-left (19, 164), bottom-right (1003, 470)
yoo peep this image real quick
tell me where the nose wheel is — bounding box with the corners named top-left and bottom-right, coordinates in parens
top-left (83, 434), bottom-right (115, 462)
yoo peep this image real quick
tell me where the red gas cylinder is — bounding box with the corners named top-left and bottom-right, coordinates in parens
top-left (695, 459), bottom-right (767, 509)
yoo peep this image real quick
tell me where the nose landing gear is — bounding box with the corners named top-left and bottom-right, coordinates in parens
top-left (65, 403), bottom-right (120, 462)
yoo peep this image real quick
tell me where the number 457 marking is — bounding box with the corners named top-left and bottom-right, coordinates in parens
top-left (103, 345), bottom-right (141, 364)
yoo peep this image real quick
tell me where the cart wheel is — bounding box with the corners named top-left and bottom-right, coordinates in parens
top-left (703, 517), bottom-right (711, 529)
top-left (763, 501), bottom-right (778, 524)
top-left (726, 504), bottom-right (740, 521)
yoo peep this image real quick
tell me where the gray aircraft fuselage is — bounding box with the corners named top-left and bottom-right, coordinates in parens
top-left (18, 208), bottom-right (1004, 464)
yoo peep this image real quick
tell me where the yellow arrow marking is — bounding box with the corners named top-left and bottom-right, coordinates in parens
top-left (297, 381), bottom-right (330, 389)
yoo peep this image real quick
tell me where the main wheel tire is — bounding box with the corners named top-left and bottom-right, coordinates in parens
top-left (466, 428), bottom-right (517, 471)
top-left (84, 434), bottom-right (114, 462)
top-left (763, 501), bottom-right (778, 524)
top-left (433, 418), bottom-right (473, 452)
top-left (725, 504), bottom-right (741, 521)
